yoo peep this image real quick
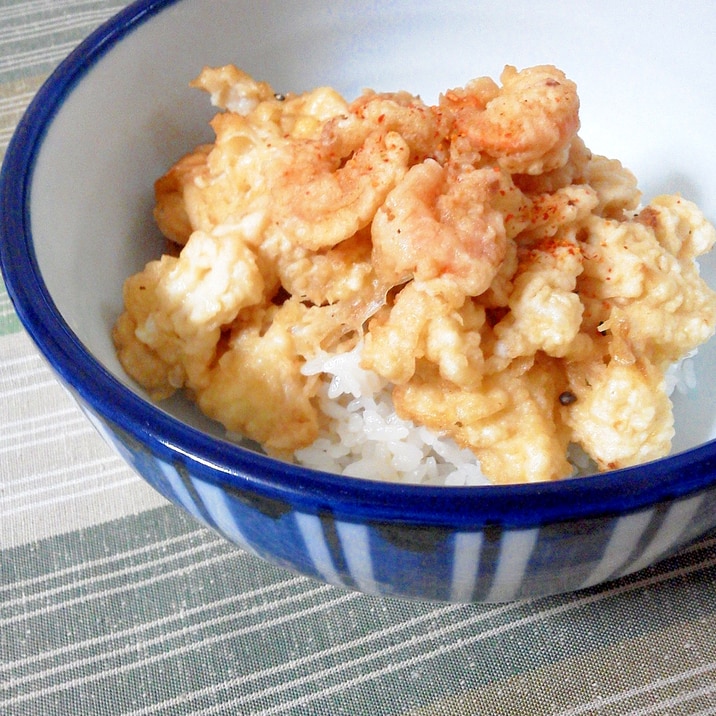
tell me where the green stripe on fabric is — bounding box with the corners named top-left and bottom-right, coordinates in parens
top-left (1, 75), bottom-right (42, 339)
top-left (1, 1), bottom-right (129, 339)
top-left (0, 1), bottom-right (126, 85)
top-left (1, 74), bottom-right (48, 162)
top-left (2, 502), bottom-right (716, 715)
top-left (0, 286), bottom-right (21, 336)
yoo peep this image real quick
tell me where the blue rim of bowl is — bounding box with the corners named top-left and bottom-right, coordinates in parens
top-left (2, 0), bottom-right (716, 529)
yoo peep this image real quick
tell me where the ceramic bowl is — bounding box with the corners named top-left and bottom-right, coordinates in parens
top-left (2, 0), bottom-right (716, 602)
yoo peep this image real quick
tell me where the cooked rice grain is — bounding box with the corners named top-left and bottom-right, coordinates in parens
top-left (297, 345), bottom-right (491, 486)
top-left (295, 345), bottom-right (693, 485)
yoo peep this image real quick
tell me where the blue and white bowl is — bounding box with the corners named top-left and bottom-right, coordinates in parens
top-left (2, 0), bottom-right (716, 602)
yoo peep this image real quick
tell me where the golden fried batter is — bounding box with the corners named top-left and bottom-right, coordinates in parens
top-left (113, 64), bottom-right (716, 484)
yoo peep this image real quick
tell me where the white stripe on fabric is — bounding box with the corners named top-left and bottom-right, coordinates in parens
top-left (0, 377), bottom-right (64, 400)
top-left (484, 528), bottom-right (539, 603)
top-left (186, 552), bottom-right (716, 716)
top-left (449, 531), bottom-right (484, 602)
top-left (2, 405), bottom-right (79, 435)
top-left (553, 660), bottom-right (716, 716)
top-left (1, 412), bottom-right (88, 449)
top-left (0, 358), bottom-right (53, 383)
top-left (1, 455), bottom-right (118, 491)
top-left (0, 291), bottom-right (17, 313)
top-left (0, 92), bottom-right (36, 121)
top-left (0, 462), bottom-right (130, 507)
top-left (0, 474), bottom-right (141, 517)
top-left (0, 352), bottom-right (43, 376)
top-left (0, 546), bottom-right (237, 628)
top-left (294, 512), bottom-right (344, 587)
top-left (0, 531), bottom-right (219, 598)
top-left (0, 583), bottom-right (341, 697)
top-left (579, 508), bottom-right (655, 589)
top-left (0, 41), bottom-right (81, 73)
top-left (31, 537), bottom-right (716, 716)
top-left (124, 603), bottom-right (481, 716)
top-left (0, 574), bottom-right (310, 676)
top-left (0, 420), bottom-right (92, 454)
top-left (625, 683), bottom-right (716, 716)
top-left (0, 0), bottom-right (113, 22)
top-left (335, 521), bottom-right (379, 595)
top-left (0, 8), bottom-right (117, 44)
top-left (0, 590), bottom-right (362, 710)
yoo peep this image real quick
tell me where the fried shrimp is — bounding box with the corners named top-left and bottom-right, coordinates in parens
top-left (361, 279), bottom-right (485, 388)
top-left (344, 90), bottom-right (453, 164)
top-left (371, 160), bottom-right (513, 294)
top-left (270, 130), bottom-right (410, 251)
top-left (462, 65), bottom-right (580, 175)
top-left (114, 63), bottom-right (716, 485)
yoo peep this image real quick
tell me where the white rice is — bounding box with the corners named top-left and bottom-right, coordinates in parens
top-left (664, 350), bottom-right (698, 396)
top-left (292, 344), bottom-right (695, 486)
top-left (296, 344), bottom-right (492, 486)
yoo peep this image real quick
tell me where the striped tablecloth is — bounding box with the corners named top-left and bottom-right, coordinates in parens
top-left (3, 3), bottom-right (716, 714)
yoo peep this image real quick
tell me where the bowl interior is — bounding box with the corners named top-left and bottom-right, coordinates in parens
top-left (26, 0), bottom-right (716, 456)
